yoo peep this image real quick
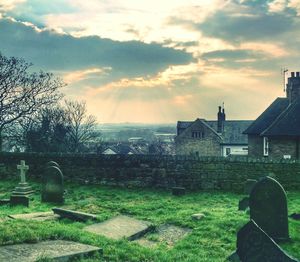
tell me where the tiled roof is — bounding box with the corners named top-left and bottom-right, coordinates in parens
top-left (177, 119), bottom-right (252, 144)
top-left (243, 98), bottom-right (289, 135)
top-left (207, 120), bottom-right (253, 144)
top-left (262, 98), bottom-right (300, 136)
top-left (177, 121), bottom-right (193, 129)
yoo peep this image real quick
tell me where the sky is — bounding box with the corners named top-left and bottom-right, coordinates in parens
top-left (1, 0), bottom-right (300, 123)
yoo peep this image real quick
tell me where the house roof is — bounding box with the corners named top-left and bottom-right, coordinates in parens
top-left (177, 119), bottom-right (252, 144)
top-left (207, 120), bottom-right (253, 144)
top-left (261, 98), bottom-right (300, 136)
top-left (177, 121), bottom-right (193, 129)
top-left (103, 144), bottom-right (141, 154)
top-left (243, 98), bottom-right (289, 135)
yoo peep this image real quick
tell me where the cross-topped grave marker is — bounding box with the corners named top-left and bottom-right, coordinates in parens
top-left (11, 160), bottom-right (34, 205)
top-left (17, 160), bottom-right (29, 184)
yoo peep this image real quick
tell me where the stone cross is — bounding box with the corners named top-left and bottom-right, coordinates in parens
top-left (17, 160), bottom-right (29, 184)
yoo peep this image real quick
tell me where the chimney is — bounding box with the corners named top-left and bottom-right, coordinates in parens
top-left (217, 106), bottom-right (225, 133)
top-left (286, 72), bottom-right (300, 103)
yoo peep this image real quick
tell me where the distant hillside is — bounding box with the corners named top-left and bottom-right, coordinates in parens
top-left (97, 123), bottom-right (176, 142)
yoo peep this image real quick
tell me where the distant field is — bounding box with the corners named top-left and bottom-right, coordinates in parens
top-left (0, 180), bottom-right (299, 261)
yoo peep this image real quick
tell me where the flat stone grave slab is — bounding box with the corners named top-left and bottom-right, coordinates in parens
top-left (135, 224), bottom-right (192, 248)
top-left (0, 240), bottom-right (102, 262)
top-left (53, 208), bottom-right (98, 222)
top-left (8, 211), bottom-right (59, 221)
top-left (84, 215), bottom-right (153, 240)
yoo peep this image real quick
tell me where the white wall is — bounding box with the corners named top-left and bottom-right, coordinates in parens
top-left (222, 145), bottom-right (248, 157)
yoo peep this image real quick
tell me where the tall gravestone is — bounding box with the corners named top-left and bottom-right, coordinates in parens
top-left (46, 161), bottom-right (60, 169)
top-left (41, 165), bottom-right (64, 204)
top-left (236, 220), bottom-right (299, 262)
top-left (249, 176), bottom-right (289, 241)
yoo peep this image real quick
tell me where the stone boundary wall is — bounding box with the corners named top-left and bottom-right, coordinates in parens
top-left (0, 153), bottom-right (300, 192)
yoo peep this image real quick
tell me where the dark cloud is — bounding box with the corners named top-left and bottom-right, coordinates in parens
top-left (201, 48), bottom-right (285, 71)
top-left (168, 1), bottom-right (297, 44)
top-left (202, 49), bottom-right (260, 60)
top-left (0, 18), bottom-right (194, 78)
top-left (198, 12), bottom-right (293, 42)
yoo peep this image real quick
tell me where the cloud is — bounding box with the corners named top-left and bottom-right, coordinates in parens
top-left (0, 0), bottom-right (26, 12)
top-left (198, 11), bottom-right (294, 43)
top-left (168, 0), bottom-right (298, 44)
top-left (63, 67), bottom-right (112, 85)
top-left (0, 17), bottom-right (194, 79)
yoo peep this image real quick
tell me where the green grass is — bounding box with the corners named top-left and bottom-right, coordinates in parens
top-left (0, 180), bottom-right (299, 261)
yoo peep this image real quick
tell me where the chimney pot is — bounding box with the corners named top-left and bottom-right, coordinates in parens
top-left (296, 72), bottom-right (300, 77)
top-left (291, 72), bottom-right (295, 77)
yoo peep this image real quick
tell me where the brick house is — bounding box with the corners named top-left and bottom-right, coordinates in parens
top-left (175, 107), bottom-right (252, 156)
top-left (244, 72), bottom-right (300, 159)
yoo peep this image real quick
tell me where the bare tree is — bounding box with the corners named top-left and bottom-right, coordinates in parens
top-left (64, 100), bottom-right (98, 152)
top-left (25, 107), bottom-right (70, 152)
top-left (0, 53), bottom-right (64, 150)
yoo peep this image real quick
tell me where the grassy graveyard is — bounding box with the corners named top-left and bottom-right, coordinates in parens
top-left (0, 179), bottom-right (299, 262)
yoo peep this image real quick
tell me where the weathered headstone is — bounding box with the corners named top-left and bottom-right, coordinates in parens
top-left (244, 179), bottom-right (257, 195)
top-left (0, 240), bottom-right (102, 262)
top-left (172, 187), bottom-right (186, 196)
top-left (249, 176), bottom-right (289, 241)
top-left (238, 197), bottom-right (249, 211)
top-left (47, 161), bottom-right (60, 169)
top-left (11, 160), bottom-right (34, 197)
top-left (41, 166), bottom-right (64, 204)
top-left (84, 215), bottom-right (153, 240)
top-left (236, 220), bottom-right (299, 262)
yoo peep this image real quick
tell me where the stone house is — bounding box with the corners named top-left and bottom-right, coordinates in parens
top-left (175, 107), bottom-right (252, 156)
top-left (244, 72), bottom-right (300, 159)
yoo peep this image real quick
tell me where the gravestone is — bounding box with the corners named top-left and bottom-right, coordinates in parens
top-left (11, 160), bottom-right (34, 197)
top-left (10, 160), bottom-right (34, 207)
top-left (47, 161), bottom-right (60, 169)
top-left (53, 208), bottom-right (98, 222)
top-left (236, 220), bottom-right (299, 262)
top-left (41, 166), bottom-right (64, 204)
top-left (84, 215), bottom-right (153, 240)
top-left (244, 179), bottom-right (257, 195)
top-left (0, 240), bottom-right (102, 262)
top-left (9, 212), bottom-right (59, 221)
top-left (249, 176), bottom-right (289, 241)
top-left (238, 197), bottom-right (249, 211)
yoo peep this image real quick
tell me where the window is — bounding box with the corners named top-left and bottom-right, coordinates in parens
top-left (263, 137), bottom-right (269, 156)
top-left (192, 131), bottom-right (205, 139)
top-left (226, 148), bottom-right (231, 156)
